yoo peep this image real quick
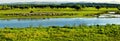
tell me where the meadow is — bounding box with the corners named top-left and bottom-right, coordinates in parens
top-left (0, 24), bottom-right (120, 41)
top-left (0, 4), bottom-right (120, 41)
top-left (0, 7), bottom-right (118, 18)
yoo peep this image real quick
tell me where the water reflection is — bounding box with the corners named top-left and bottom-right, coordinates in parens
top-left (0, 18), bottom-right (120, 28)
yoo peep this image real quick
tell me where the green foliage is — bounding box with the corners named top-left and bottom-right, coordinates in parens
top-left (30, 10), bottom-right (34, 13)
top-left (0, 5), bottom-right (11, 10)
top-left (117, 7), bottom-right (120, 10)
top-left (0, 7), bottom-right (118, 19)
top-left (95, 6), bottom-right (101, 10)
top-left (73, 5), bottom-right (81, 11)
top-left (0, 24), bottom-right (120, 41)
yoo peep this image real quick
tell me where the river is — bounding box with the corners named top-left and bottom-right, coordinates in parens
top-left (0, 18), bottom-right (120, 27)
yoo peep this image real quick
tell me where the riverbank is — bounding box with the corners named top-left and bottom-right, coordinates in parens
top-left (0, 24), bottom-right (120, 41)
top-left (0, 7), bottom-right (118, 19)
top-left (0, 15), bottom-right (94, 19)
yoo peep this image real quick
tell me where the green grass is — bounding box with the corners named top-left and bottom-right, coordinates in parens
top-left (0, 7), bottom-right (118, 18)
top-left (0, 24), bottom-right (120, 41)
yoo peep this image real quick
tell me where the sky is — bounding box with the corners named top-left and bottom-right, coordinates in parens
top-left (0, 0), bottom-right (120, 4)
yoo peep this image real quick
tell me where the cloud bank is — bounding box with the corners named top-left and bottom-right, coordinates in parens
top-left (0, 0), bottom-right (120, 4)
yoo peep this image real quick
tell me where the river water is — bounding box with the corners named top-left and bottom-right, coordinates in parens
top-left (0, 18), bottom-right (120, 27)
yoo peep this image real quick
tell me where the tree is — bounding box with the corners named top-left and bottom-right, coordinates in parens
top-left (95, 6), bottom-right (101, 10)
top-left (82, 5), bottom-right (86, 8)
top-left (117, 7), bottom-right (120, 10)
top-left (75, 7), bottom-right (80, 11)
top-left (73, 5), bottom-right (81, 11)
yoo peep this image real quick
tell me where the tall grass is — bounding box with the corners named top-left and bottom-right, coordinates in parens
top-left (0, 24), bottom-right (120, 41)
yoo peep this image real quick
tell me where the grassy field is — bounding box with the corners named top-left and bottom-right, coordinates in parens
top-left (0, 24), bottom-right (120, 41)
top-left (0, 7), bottom-right (118, 18)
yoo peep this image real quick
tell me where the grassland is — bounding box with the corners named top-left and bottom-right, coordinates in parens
top-left (0, 7), bottom-right (119, 41)
top-left (0, 24), bottom-right (120, 41)
top-left (0, 7), bottom-right (118, 18)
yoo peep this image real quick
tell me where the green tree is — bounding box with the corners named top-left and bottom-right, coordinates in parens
top-left (74, 5), bottom-right (81, 11)
top-left (117, 7), bottom-right (120, 10)
top-left (95, 6), bottom-right (101, 10)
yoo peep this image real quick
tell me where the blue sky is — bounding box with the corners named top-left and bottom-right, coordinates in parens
top-left (0, 0), bottom-right (120, 4)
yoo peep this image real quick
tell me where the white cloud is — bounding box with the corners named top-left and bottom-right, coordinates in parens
top-left (0, 0), bottom-right (120, 4)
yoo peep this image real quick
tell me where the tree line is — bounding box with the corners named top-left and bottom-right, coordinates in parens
top-left (0, 3), bottom-right (120, 10)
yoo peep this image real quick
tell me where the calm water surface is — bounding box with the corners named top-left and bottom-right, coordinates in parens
top-left (0, 18), bottom-right (120, 27)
